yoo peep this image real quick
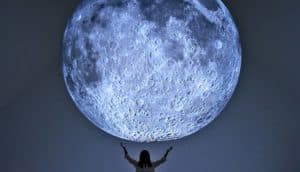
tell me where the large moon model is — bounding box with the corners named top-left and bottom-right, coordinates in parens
top-left (62, 0), bottom-right (241, 142)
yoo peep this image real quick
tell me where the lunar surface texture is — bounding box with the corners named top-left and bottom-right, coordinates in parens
top-left (62, 0), bottom-right (241, 142)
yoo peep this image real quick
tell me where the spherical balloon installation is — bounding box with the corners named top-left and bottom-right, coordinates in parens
top-left (62, 0), bottom-right (241, 142)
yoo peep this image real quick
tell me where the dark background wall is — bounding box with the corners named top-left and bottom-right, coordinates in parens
top-left (0, 0), bottom-right (299, 171)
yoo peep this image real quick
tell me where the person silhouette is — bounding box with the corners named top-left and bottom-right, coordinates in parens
top-left (120, 143), bottom-right (173, 172)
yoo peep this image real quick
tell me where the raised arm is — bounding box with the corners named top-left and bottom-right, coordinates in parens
top-left (153, 146), bottom-right (173, 167)
top-left (120, 143), bottom-right (138, 166)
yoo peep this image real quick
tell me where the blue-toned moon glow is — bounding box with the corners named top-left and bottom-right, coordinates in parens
top-left (62, 0), bottom-right (241, 142)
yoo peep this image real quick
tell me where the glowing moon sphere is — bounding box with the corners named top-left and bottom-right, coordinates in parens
top-left (62, 0), bottom-right (241, 142)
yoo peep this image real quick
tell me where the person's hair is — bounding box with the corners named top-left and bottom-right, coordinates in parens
top-left (138, 150), bottom-right (152, 168)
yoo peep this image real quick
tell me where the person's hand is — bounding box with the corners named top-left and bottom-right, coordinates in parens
top-left (120, 143), bottom-right (128, 155)
top-left (167, 146), bottom-right (173, 153)
top-left (164, 146), bottom-right (173, 158)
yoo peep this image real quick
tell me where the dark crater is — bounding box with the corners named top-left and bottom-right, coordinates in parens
top-left (78, 61), bottom-right (102, 86)
top-left (137, 0), bottom-right (189, 26)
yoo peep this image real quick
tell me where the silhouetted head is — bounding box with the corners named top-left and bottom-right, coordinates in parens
top-left (138, 150), bottom-right (152, 168)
